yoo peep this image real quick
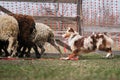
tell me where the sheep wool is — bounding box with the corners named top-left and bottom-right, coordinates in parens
top-left (0, 15), bottom-right (19, 56)
top-left (33, 23), bottom-right (62, 55)
top-left (0, 15), bottom-right (19, 40)
top-left (34, 23), bottom-right (54, 45)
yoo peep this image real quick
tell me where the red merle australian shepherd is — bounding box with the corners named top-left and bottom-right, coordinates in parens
top-left (61, 27), bottom-right (114, 60)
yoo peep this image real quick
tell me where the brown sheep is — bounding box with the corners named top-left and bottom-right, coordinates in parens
top-left (10, 14), bottom-right (41, 58)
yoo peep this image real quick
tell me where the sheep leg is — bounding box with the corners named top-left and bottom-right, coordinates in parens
top-left (49, 39), bottom-right (62, 57)
top-left (19, 46), bottom-right (27, 58)
top-left (4, 42), bottom-right (10, 57)
top-left (25, 47), bottom-right (31, 57)
top-left (33, 44), bottom-right (41, 58)
top-left (8, 37), bottom-right (18, 57)
top-left (7, 37), bottom-right (14, 54)
top-left (0, 42), bottom-right (9, 57)
top-left (38, 45), bottom-right (45, 55)
top-left (17, 44), bottom-right (23, 56)
top-left (3, 48), bottom-right (9, 57)
top-left (19, 46), bottom-right (31, 58)
top-left (41, 47), bottom-right (45, 55)
top-left (11, 40), bottom-right (18, 57)
top-left (0, 49), bottom-right (3, 56)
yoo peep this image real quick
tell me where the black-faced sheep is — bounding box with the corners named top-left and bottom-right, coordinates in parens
top-left (0, 15), bottom-right (19, 57)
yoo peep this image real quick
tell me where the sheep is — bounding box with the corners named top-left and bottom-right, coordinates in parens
top-left (19, 23), bottom-right (62, 58)
top-left (33, 23), bottom-right (62, 55)
top-left (0, 15), bottom-right (19, 57)
top-left (10, 14), bottom-right (41, 58)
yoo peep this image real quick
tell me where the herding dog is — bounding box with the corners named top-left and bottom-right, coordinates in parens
top-left (61, 27), bottom-right (114, 60)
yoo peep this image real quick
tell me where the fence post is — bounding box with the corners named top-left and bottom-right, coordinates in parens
top-left (77, 0), bottom-right (82, 35)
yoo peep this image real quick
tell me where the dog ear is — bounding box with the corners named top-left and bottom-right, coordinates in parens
top-left (103, 32), bottom-right (107, 35)
top-left (69, 27), bottom-right (74, 33)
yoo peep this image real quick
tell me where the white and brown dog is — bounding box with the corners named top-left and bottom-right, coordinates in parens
top-left (61, 27), bottom-right (114, 60)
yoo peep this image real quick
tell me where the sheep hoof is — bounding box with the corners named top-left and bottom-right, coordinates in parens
top-left (36, 54), bottom-right (41, 58)
top-left (18, 53), bottom-right (24, 58)
top-left (25, 53), bottom-right (31, 57)
top-left (5, 54), bottom-right (10, 57)
top-left (8, 56), bottom-right (12, 58)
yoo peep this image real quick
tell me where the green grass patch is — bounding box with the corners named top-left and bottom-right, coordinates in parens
top-left (0, 53), bottom-right (120, 80)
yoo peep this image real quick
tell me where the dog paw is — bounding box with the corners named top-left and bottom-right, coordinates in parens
top-left (69, 57), bottom-right (79, 60)
top-left (60, 57), bottom-right (69, 60)
top-left (60, 56), bottom-right (79, 61)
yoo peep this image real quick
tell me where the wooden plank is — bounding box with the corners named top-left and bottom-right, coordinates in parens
top-left (0, 5), bottom-right (76, 22)
top-left (0, 0), bottom-right (77, 3)
top-left (35, 20), bottom-right (75, 24)
top-left (34, 16), bottom-right (76, 22)
top-left (53, 26), bottom-right (120, 33)
top-left (82, 26), bottom-right (120, 32)
top-left (55, 39), bottom-right (72, 51)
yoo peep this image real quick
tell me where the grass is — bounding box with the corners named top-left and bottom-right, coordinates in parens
top-left (0, 53), bottom-right (120, 80)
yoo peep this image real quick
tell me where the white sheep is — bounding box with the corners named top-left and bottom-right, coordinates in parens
top-left (0, 15), bottom-right (19, 57)
top-left (33, 23), bottom-right (62, 55)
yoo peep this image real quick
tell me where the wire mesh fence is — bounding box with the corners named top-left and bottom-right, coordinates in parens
top-left (0, 0), bottom-right (120, 52)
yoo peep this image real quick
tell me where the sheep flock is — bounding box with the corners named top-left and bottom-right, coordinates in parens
top-left (0, 14), bottom-right (62, 59)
